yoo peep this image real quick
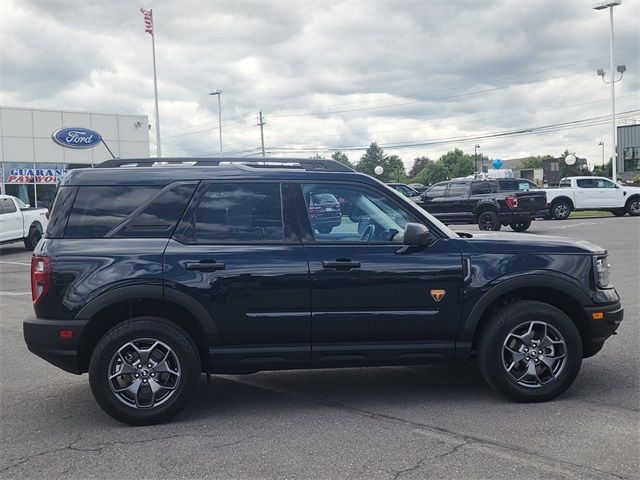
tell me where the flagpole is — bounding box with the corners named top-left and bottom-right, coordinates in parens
top-left (150, 9), bottom-right (161, 158)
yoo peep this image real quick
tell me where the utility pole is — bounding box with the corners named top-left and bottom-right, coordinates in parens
top-left (257, 111), bottom-right (266, 157)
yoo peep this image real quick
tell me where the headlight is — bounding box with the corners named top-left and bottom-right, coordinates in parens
top-left (593, 255), bottom-right (610, 288)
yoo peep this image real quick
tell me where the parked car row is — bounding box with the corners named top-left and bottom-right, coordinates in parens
top-left (388, 176), bottom-right (640, 230)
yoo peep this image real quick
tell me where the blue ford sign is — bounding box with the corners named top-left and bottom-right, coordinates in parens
top-left (52, 127), bottom-right (102, 149)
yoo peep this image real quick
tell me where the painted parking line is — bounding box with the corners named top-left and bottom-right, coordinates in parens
top-left (0, 291), bottom-right (31, 296)
top-left (0, 260), bottom-right (31, 266)
top-left (545, 220), bottom-right (604, 230)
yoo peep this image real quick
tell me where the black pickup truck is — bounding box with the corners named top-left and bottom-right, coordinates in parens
top-left (418, 179), bottom-right (547, 231)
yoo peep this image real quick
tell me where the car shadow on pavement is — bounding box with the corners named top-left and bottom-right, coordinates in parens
top-left (182, 362), bottom-right (497, 421)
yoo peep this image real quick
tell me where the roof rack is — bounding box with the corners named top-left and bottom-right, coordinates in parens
top-left (97, 157), bottom-right (353, 172)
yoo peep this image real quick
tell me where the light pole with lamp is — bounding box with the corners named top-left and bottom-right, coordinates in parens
top-left (208, 90), bottom-right (223, 157)
top-left (598, 140), bottom-right (605, 167)
top-left (593, 0), bottom-right (625, 182)
top-left (474, 144), bottom-right (480, 175)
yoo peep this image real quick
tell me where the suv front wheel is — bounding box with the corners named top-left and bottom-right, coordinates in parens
top-left (89, 317), bottom-right (200, 425)
top-left (477, 301), bottom-right (582, 402)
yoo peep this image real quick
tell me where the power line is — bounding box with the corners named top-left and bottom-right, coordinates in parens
top-left (264, 110), bottom-right (640, 153)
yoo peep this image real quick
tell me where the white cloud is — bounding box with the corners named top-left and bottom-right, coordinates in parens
top-left (1, 0), bottom-right (638, 169)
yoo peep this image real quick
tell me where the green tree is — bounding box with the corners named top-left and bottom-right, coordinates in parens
top-left (592, 159), bottom-right (612, 177)
top-left (413, 162), bottom-right (449, 185)
top-left (409, 156), bottom-right (431, 178)
top-left (331, 151), bottom-right (353, 168)
top-left (437, 148), bottom-right (475, 178)
top-left (520, 156), bottom-right (543, 169)
top-left (356, 142), bottom-right (390, 180)
top-left (558, 149), bottom-right (587, 178)
top-left (387, 154), bottom-right (406, 182)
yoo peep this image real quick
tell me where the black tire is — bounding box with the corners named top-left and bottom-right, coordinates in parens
top-left (477, 301), bottom-right (582, 402)
top-left (89, 317), bottom-right (200, 426)
top-left (23, 225), bottom-right (42, 250)
top-left (611, 209), bottom-right (626, 217)
top-left (509, 219), bottom-right (532, 232)
top-left (477, 211), bottom-right (501, 231)
top-left (317, 226), bottom-right (333, 234)
top-left (550, 200), bottom-right (571, 220)
top-left (626, 197), bottom-right (640, 216)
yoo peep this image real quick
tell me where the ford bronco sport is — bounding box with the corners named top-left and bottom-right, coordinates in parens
top-left (24, 158), bottom-right (623, 425)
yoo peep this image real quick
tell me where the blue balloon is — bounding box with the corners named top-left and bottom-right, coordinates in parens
top-left (492, 159), bottom-right (503, 169)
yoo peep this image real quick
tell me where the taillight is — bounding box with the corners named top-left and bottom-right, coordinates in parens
top-left (505, 195), bottom-right (519, 209)
top-left (31, 255), bottom-right (52, 304)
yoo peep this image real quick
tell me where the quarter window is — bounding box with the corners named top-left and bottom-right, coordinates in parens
top-left (65, 186), bottom-right (162, 238)
top-left (182, 183), bottom-right (284, 243)
top-left (301, 183), bottom-right (413, 243)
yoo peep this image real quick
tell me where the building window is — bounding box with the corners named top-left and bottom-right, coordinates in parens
top-left (623, 146), bottom-right (640, 172)
top-left (549, 162), bottom-right (559, 171)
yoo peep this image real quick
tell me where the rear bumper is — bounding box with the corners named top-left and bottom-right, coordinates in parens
top-left (584, 301), bottom-right (623, 354)
top-left (23, 316), bottom-right (88, 374)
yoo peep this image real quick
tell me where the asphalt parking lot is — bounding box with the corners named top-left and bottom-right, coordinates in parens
top-left (1, 217), bottom-right (638, 480)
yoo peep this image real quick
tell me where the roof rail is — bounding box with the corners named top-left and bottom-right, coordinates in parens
top-left (97, 157), bottom-right (353, 172)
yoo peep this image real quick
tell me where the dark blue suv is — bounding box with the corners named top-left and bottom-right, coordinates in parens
top-left (23, 158), bottom-right (623, 425)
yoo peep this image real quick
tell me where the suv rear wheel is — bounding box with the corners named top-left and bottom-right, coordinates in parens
top-left (477, 300), bottom-right (582, 402)
top-left (89, 317), bottom-right (200, 425)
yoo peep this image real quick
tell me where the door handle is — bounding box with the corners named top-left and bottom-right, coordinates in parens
top-left (185, 260), bottom-right (226, 271)
top-left (322, 260), bottom-right (361, 270)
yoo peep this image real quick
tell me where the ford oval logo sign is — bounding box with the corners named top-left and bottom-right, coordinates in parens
top-left (52, 128), bottom-right (102, 149)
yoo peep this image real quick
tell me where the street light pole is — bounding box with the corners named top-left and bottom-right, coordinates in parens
top-left (208, 90), bottom-right (223, 157)
top-left (474, 144), bottom-right (480, 175)
top-left (594, 1), bottom-right (622, 181)
top-left (598, 140), bottom-right (605, 167)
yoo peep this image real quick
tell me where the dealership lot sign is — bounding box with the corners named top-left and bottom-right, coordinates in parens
top-left (52, 127), bottom-right (102, 149)
top-left (7, 168), bottom-right (67, 184)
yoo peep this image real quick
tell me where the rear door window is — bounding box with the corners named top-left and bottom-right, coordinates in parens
top-left (178, 183), bottom-right (284, 243)
top-left (447, 183), bottom-right (468, 197)
top-left (576, 179), bottom-right (595, 188)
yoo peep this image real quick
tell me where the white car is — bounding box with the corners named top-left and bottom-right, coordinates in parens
top-left (545, 176), bottom-right (640, 220)
top-left (0, 195), bottom-right (49, 250)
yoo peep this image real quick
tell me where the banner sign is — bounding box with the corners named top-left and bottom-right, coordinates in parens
top-left (6, 168), bottom-right (67, 184)
top-left (52, 127), bottom-right (102, 149)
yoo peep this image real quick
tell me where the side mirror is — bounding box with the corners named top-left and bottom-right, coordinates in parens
top-left (403, 222), bottom-right (433, 246)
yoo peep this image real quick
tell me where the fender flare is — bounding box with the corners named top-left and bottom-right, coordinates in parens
top-left (460, 272), bottom-right (592, 341)
top-left (473, 201), bottom-right (499, 215)
top-left (76, 284), bottom-right (221, 346)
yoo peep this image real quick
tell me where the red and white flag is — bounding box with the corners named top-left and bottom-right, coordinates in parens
top-left (140, 8), bottom-right (153, 36)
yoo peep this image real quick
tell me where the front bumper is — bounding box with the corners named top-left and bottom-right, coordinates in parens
top-left (583, 301), bottom-right (623, 354)
top-left (23, 316), bottom-right (88, 374)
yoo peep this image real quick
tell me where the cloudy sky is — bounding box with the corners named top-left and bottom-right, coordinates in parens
top-left (1, 0), bottom-right (639, 169)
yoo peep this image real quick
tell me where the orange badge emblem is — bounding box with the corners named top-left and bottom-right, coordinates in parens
top-left (430, 289), bottom-right (446, 302)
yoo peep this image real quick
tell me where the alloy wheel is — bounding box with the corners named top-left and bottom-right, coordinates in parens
top-left (502, 321), bottom-right (567, 388)
top-left (630, 200), bottom-right (640, 216)
top-left (554, 204), bottom-right (569, 219)
top-left (108, 338), bottom-right (181, 409)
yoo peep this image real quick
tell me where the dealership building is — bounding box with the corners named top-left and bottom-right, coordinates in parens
top-left (0, 106), bottom-right (150, 207)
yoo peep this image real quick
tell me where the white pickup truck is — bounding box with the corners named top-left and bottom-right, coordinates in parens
top-left (0, 195), bottom-right (49, 250)
top-left (545, 176), bottom-right (640, 219)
